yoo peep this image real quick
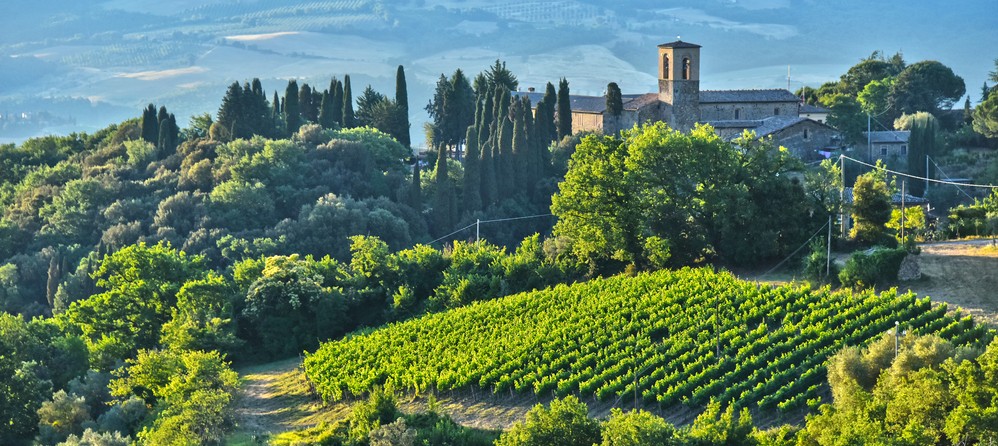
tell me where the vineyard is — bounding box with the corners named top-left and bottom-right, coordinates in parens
top-left (304, 268), bottom-right (990, 414)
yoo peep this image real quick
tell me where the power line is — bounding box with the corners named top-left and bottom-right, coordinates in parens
top-left (425, 213), bottom-right (555, 246)
top-left (761, 219), bottom-right (830, 277)
top-left (841, 155), bottom-right (998, 189)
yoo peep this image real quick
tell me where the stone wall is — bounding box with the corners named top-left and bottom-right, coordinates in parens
top-left (770, 120), bottom-right (839, 160)
top-left (571, 111), bottom-right (603, 134)
top-left (700, 101), bottom-right (799, 121)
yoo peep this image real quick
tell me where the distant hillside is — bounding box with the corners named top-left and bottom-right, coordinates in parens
top-left (2, 0), bottom-right (993, 144)
top-left (305, 267), bottom-right (990, 424)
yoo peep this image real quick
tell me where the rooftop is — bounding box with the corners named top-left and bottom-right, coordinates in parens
top-left (800, 103), bottom-right (829, 114)
top-left (864, 130), bottom-right (910, 144)
top-left (658, 40), bottom-right (702, 49)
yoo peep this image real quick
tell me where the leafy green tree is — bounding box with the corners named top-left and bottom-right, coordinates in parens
top-left (483, 59), bottom-right (518, 92)
top-left (556, 78), bottom-right (572, 139)
top-left (850, 170), bottom-right (892, 244)
top-left (973, 89), bottom-right (998, 138)
top-left (59, 428), bottom-right (131, 446)
top-left (208, 180), bottom-right (275, 232)
top-left (821, 94), bottom-right (866, 144)
top-left (0, 314), bottom-right (54, 445)
top-left (109, 349), bottom-right (238, 445)
top-left (838, 52), bottom-right (905, 95)
top-left (64, 242), bottom-right (206, 369)
top-left (686, 399), bottom-right (755, 445)
top-left (889, 60), bottom-right (966, 117)
top-left (857, 77), bottom-right (895, 118)
top-left (356, 85), bottom-right (388, 128)
top-left (240, 255), bottom-right (346, 359)
top-left (39, 177), bottom-right (118, 246)
top-left (160, 272), bottom-right (241, 353)
top-left (495, 396), bottom-right (599, 446)
top-left (426, 70), bottom-right (475, 151)
top-left (36, 390), bottom-right (91, 445)
top-left (599, 408), bottom-right (677, 446)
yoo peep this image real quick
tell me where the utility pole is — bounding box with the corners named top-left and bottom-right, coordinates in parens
top-left (840, 155), bottom-right (846, 235)
top-left (826, 214), bottom-right (832, 277)
top-left (475, 218), bottom-right (480, 242)
top-left (925, 155), bottom-right (930, 197)
top-left (894, 321), bottom-right (900, 360)
top-left (901, 180), bottom-right (906, 242)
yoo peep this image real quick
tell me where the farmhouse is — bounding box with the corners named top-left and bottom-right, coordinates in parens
top-left (518, 40), bottom-right (842, 160)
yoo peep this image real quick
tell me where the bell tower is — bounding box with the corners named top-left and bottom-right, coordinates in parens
top-left (657, 40), bottom-right (701, 131)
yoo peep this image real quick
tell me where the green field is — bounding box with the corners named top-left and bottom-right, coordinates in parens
top-left (304, 268), bottom-right (989, 414)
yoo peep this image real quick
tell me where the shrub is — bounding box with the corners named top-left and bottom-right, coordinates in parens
top-left (838, 247), bottom-right (908, 289)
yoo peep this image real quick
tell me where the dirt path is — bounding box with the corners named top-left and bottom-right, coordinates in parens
top-left (232, 358), bottom-right (304, 439)
top-left (901, 241), bottom-right (998, 326)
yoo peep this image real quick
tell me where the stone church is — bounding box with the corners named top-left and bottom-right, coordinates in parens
top-left (519, 40), bottom-right (840, 160)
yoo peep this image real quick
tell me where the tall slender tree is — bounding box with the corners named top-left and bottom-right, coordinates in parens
top-left (299, 83), bottom-right (317, 123)
top-left (510, 99), bottom-right (529, 194)
top-left (396, 65), bottom-right (411, 148)
top-left (284, 80), bottom-right (301, 134)
top-left (463, 124), bottom-right (482, 214)
top-left (342, 75), bottom-right (355, 128)
top-left (318, 90), bottom-right (336, 129)
top-left (141, 104), bottom-right (159, 144)
top-left (557, 78), bottom-right (573, 139)
top-left (331, 78), bottom-right (344, 127)
top-left (409, 160), bottom-right (422, 212)
top-left (433, 145), bottom-right (455, 236)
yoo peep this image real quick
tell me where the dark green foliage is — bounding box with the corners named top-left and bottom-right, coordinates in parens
top-left (495, 396), bottom-right (600, 446)
top-left (318, 90), bottom-right (336, 129)
top-left (606, 82), bottom-right (623, 117)
top-left (342, 74), bottom-right (355, 128)
top-left (838, 247), bottom-right (907, 289)
top-left (238, 255), bottom-right (346, 360)
top-left (557, 77), bottom-right (572, 139)
top-left (974, 88), bottom-right (998, 138)
top-left (355, 85), bottom-right (387, 128)
top-left (331, 77), bottom-right (344, 128)
top-left (395, 65), bottom-right (411, 148)
top-left (409, 160), bottom-right (422, 212)
top-left (426, 69), bottom-right (475, 150)
top-left (299, 83), bottom-right (317, 123)
top-left (432, 145), bottom-right (456, 236)
top-left (463, 124), bottom-right (482, 214)
top-left (140, 104), bottom-right (158, 145)
top-left (889, 60), bottom-right (966, 117)
top-left (908, 112), bottom-right (940, 196)
top-left (63, 242), bottom-right (206, 369)
top-left (284, 79), bottom-right (301, 134)
top-left (850, 171), bottom-right (892, 244)
top-left (483, 59), bottom-right (518, 92)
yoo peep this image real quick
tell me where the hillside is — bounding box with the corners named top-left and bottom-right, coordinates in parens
top-left (304, 267), bottom-right (989, 426)
top-left (904, 240), bottom-right (998, 326)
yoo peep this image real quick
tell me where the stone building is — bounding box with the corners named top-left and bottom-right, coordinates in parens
top-left (517, 40), bottom-right (842, 160)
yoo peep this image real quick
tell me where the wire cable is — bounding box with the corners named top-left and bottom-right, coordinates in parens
top-left (841, 155), bottom-right (998, 189)
top-left (761, 219), bottom-right (830, 276)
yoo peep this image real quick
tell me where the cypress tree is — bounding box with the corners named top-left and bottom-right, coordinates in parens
top-left (908, 112), bottom-right (939, 197)
top-left (510, 99), bottom-right (528, 194)
top-left (556, 77), bottom-right (572, 139)
top-left (331, 78), bottom-right (344, 126)
top-left (272, 91), bottom-right (283, 131)
top-left (141, 104), bottom-right (159, 144)
top-left (217, 83), bottom-right (243, 140)
top-left (463, 124), bottom-right (482, 214)
top-left (433, 145), bottom-right (454, 236)
top-left (299, 83), bottom-right (316, 123)
top-left (158, 120), bottom-right (171, 157)
top-left (284, 80), bottom-right (301, 134)
top-left (498, 111), bottom-right (515, 194)
top-left (396, 65), bottom-right (411, 148)
top-left (318, 90), bottom-right (336, 129)
top-left (542, 82), bottom-right (558, 143)
top-left (342, 75), bottom-right (355, 128)
top-left (480, 134), bottom-right (498, 208)
top-left (251, 78), bottom-right (264, 97)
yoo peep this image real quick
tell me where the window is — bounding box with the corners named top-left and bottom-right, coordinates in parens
top-left (803, 129), bottom-right (809, 140)
top-left (900, 144), bottom-right (908, 155)
top-left (880, 145), bottom-right (889, 157)
top-left (682, 58), bottom-right (691, 80)
top-left (774, 107), bottom-right (780, 116)
top-left (662, 55), bottom-right (669, 80)
top-left (734, 109), bottom-right (740, 119)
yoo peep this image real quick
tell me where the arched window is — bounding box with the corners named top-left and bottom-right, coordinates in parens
top-left (662, 55), bottom-right (670, 80)
top-left (734, 109), bottom-right (740, 119)
top-left (682, 58), bottom-right (691, 80)
top-left (803, 129), bottom-right (809, 139)
top-left (774, 107), bottom-right (780, 116)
